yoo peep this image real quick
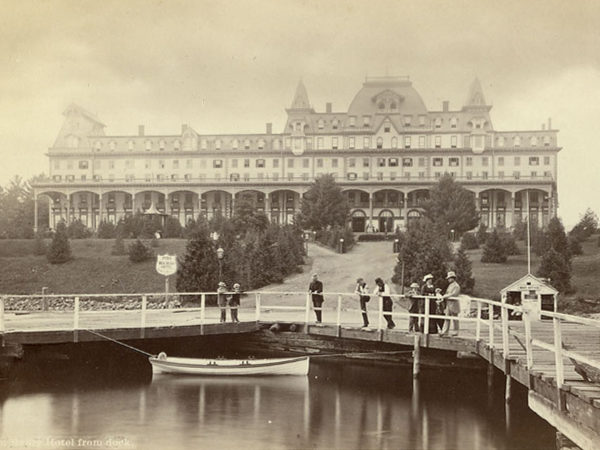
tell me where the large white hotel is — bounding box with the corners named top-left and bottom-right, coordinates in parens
top-left (33, 76), bottom-right (560, 233)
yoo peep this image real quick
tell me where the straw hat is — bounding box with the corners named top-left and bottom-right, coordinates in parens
top-left (423, 274), bottom-right (433, 282)
top-left (446, 271), bottom-right (457, 280)
top-left (218, 281), bottom-right (226, 287)
top-left (410, 282), bottom-right (420, 289)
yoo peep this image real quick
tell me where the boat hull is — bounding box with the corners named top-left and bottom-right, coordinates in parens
top-left (149, 355), bottom-right (309, 376)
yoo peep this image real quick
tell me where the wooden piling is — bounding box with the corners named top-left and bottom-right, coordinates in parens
top-left (413, 334), bottom-right (421, 378)
top-left (505, 374), bottom-right (512, 403)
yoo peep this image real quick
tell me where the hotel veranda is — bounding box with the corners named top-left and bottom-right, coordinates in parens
top-left (32, 76), bottom-right (560, 233)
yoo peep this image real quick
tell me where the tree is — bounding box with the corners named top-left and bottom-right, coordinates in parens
top-left (163, 216), bottom-right (183, 238)
top-left (460, 232), bottom-right (479, 250)
top-left (421, 174), bottom-right (480, 235)
top-left (67, 219), bottom-right (92, 239)
top-left (128, 239), bottom-right (153, 263)
top-left (392, 220), bottom-right (449, 288)
top-left (46, 222), bottom-right (72, 264)
top-left (538, 248), bottom-right (572, 293)
top-left (232, 198), bottom-right (269, 234)
top-left (476, 223), bottom-right (489, 246)
top-left (481, 230), bottom-right (508, 263)
top-left (570, 208), bottom-right (598, 241)
top-left (297, 174), bottom-right (349, 231)
top-left (544, 217), bottom-right (571, 263)
top-left (0, 174), bottom-right (49, 238)
top-left (176, 228), bottom-right (220, 294)
top-left (453, 247), bottom-right (475, 295)
top-left (97, 220), bottom-right (116, 238)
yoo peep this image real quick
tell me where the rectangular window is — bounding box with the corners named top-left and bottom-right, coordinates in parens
top-left (186, 159), bottom-right (193, 169)
top-left (529, 157), bottom-right (539, 166)
top-left (390, 172), bottom-right (396, 181)
top-left (418, 172), bottom-right (425, 179)
top-left (317, 137), bottom-right (323, 149)
top-left (303, 158), bottom-right (309, 168)
top-left (363, 172), bottom-right (370, 180)
top-left (449, 157), bottom-right (459, 167)
top-left (433, 158), bottom-right (443, 167)
top-left (363, 137), bottom-right (371, 148)
top-left (377, 172), bottom-right (383, 181)
top-left (404, 136), bottom-right (411, 149)
top-left (451, 136), bottom-right (457, 148)
top-left (404, 116), bottom-right (412, 126)
top-left (288, 159), bottom-right (294, 168)
top-left (213, 160), bottom-right (223, 168)
top-left (317, 159), bottom-right (323, 168)
top-left (349, 116), bottom-right (356, 127)
top-left (363, 158), bottom-right (370, 167)
top-left (332, 137), bottom-right (338, 149)
top-left (543, 156), bottom-right (550, 165)
top-left (514, 156), bottom-right (521, 166)
top-left (482, 157), bottom-right (489, 166)
top-left (244, 159), bottom-right (250, 168)
top-left (332, 159), bottom-right (338, 168)
top-left (384, 124), bottom-right (391, 133)
top-left (349, 137), bottom-right (355, 149)
top-left (402, 158), bottom-right (413, 167)
top-left (435, 136), bottom-right (441, 148)
top-left (363, 116), bottom-right (370, 127)
top-left (419, 115), bottom-right (426, 127)
top-left (513, 171), bottom-right (520, 179)
top-left (377, 158), bottom-right (386, 167)
top-left (256, 159), bottom-right (265, 168)
top-left (388, 158), bottom-right (398, 167)
top-left (466, 171), bottom-right (472, 180)
top-left (531, 171), bottom-right (537, 178)
top-left (348, 158), bottom-right (356, 168)
top-left (419, 136), bottom-right (426, 148)
top-left (482, 171), bottom-right (488, 180)
top-left (498, 157), bottom-right (504, 166)
top-left (78, 161), bottom-right (89, 169)
top-left (466, 157), bottom-right (473, 166)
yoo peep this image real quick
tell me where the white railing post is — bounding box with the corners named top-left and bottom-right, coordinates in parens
top-left (200, 293), bottom-right (206, 329)
top-left (255, 293), bottom-right (261, 322)
top-left (377, 295), bottom-right (384, 332)
top-left (141, 295), bottom-right (147, 329)
top-left (553, 317), bottom-right (564, 388)
top-left (488, 304), bottom-right (495, 348)
top-left (305, 293), bottom-right (311, 327)
top-left (475, 301), bottom-right (482, 341)
top-left (523, 309), bottom-right (533, 370)
top-left (74, 296), bottom-right (80, 330)
top-left (0, 296), bottom-right (5, 333)
top-left (423, 296), bottom-right (430, 336)
top-left (501, 303), bottom-right (509, 358)
top-left (336, 295), bottom-right (342, 336)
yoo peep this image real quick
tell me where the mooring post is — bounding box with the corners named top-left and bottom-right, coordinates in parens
top-left (255, 293), bottom-right (261, 322)
top-left (0, 296), bottom-right (5, 335)
top-left (423, 296), bottom-right (430, 342)
top-left (488, 304), bottom-right (495, 349)
top-left (304, 293), bottom-right (311, 331)
top-left (377, 295), bottom-right (384, 334)
top-left (475, 301), bottom-right (482, 341)
top-left (523, 309), bottom-right (533, 370)
top-left (501, 303), bottom-right (509, 359)
top-left (336, 295), bottom-right (342, 337)
top-left (505, 373), bottom-right (512, 403)
top-left (141, 295), bottom-right (147, 339)
top-left (553, 316), bottom-right (565, 411)
top-left (73, 296), bottom-right (80, 343)
top-left (413, 333), bottom-right (421, 379)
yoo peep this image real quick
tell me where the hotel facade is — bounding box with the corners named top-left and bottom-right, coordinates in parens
top-left (33, 76), bottom-right (560, 233)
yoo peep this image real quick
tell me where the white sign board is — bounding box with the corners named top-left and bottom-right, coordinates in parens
top-left (156, 254), bottom-right (177, 276)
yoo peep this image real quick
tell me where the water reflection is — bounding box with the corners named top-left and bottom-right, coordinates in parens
top-left (0, 357), bottom-right (555, 449)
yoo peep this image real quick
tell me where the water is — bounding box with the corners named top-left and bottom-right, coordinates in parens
top-left (0, 354), bottom-right (555, 450)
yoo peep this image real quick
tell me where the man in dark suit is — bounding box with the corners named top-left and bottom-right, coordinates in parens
top-left (308, 273), bottom-right (324, 323)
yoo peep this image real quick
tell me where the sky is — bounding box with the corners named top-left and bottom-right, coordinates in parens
top-left (1, 0), bottom-right (599, 227)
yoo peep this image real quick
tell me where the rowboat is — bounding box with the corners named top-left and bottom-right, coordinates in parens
top-left (149, 352), bottom-right (309, 376)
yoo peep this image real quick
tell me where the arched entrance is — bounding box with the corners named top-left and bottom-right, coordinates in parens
top-left (378, 209), bottom-right (394, 233)
top-left (407, 209), bottom-right (422, 230)
top-left (351, 210), bottom-right (367, 232)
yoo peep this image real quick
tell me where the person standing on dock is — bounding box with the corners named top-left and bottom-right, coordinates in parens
top-left (420, 274), bottom-right (438, 334)
top-left (440, 271), bottom-right (461, 336)
top-left (408, 282), bottom-right (421, 332)
top-left (355, 278), bottom-right (370, 328)
top-left (229, 283), bottom-right (241, 323)
top-left (373, 277), bottom-right (395, 329)
top-left (309, 274), bottom-right (324, 323)
top-left (217, 281), bottom-right (228, 323)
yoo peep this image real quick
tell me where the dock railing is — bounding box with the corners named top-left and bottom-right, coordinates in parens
top-left (2, 290), bottom-right (600, 387)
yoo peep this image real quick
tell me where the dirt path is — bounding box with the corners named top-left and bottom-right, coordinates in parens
top-left (259, 241), bottom-right (400, 295)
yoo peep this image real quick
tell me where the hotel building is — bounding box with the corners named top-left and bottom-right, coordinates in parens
top-left (33, 76), bottom-right (560, 233)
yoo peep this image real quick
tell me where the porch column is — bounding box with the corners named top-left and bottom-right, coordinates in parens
top-left (491, 190), bottom-right (496, 229)
top-left (507, 193), bottom-right (514, 229)
top-left (231, 192), bottom-right (236, 217)
top-left (98, 193), bottom-right (103, 224)
top-left (33, 192), bottom-right (38, 234)
top-left (369, 192), bottom-right (374, 228)
top-left (265, 194), bottom-right (271, 221)
top-left (66, 193), bottom-right (71, 224)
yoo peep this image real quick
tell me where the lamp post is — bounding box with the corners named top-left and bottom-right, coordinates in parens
top-left (211, 231), bottom-right (224, 281)
top-left (339, 238), bottom-right (344, 254)
top-left (450, 229), bottom-right (455, 242)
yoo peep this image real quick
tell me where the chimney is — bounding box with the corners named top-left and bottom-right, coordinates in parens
top-left (181, 124), bottom-right (187, 134)
top-left (542, 123), bottom-right (546, 130)
top-left (266, 123), bottom-right (272, 134)
top-left (326, 102), bottom-right (332, 113)
top-left (138, 125), bottom-right (145, 136)
top-left (442, 101), bottom-right (449, 112)
top-left (548, 118), bottom-right (552, 130)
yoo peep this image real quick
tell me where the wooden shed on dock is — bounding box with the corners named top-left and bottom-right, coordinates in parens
top-left (500, 274), bottom-right (558, 321)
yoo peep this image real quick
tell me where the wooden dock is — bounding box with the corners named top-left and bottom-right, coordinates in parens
top-left (1, 291), bottom-right (600, 449)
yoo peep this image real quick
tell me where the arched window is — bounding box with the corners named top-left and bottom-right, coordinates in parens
top-left (244, 139), bottom-right (250, 149)
top-left (376, 137), bottom-right (383, 149)
top-left (318, 119), bottom-right (324, 129)
top-left (390, 102), bottom-right (397, 110)
top-left (434, 117), bottom-right (442, 128)
top-left (215, 139), bottom-right (222, 150)
top-left (530, 136), bottom-right (537, 147)
top-left (391, 137), bottom-right (398, 149)
top-left (173, 139), bottom-right (181, 151)
top-left (514, 136), bottom-right (521, 147)
top-left (378, 102), bottom-right (385, 110)
top-left (450, 117), bottom-right (458, 128)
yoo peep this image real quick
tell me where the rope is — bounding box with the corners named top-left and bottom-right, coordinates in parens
top-left (83, 329), bottom-right (156, 358)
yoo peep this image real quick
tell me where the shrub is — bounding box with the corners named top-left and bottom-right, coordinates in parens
top-left (164, 217), bottom-right (183, 238)
top-left (538, 248), bottom-right (572, 293)
top-left (481, 230), bottom-right (508, 263)
top-left (500, 232), bottom-right (520, 256)
top-left (67, 219), bottom-right (92, 239)
top-left (476, 223), bottom-right (489, 246)
top-left (357, 234), bottom-right (395, 242)
top-left (128, 239), bottom-right (154, 263)
top-left (47, 222), bottom-right (72, 264)
top-left (97, 221), bottom-right (116, 239)
top-left (569, 235), bottom-right (583, 256)
top-left (460, 232), bottom-right (479, 250)
top-left (315, 226), bottom-right (355, 252)
top-left (453, 247), bottom-right (475, 295)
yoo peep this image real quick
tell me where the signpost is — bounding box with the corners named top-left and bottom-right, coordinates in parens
top-left (156, 254), bottom-right (177, 303)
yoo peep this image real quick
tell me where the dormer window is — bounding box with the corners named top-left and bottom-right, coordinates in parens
top-left (404, 116), bottom-right (412, 126)
top-left (349, 116), bottom-right (356, 127)
top-left (174, 139), bottom-right (181, 151)
top-left (498, 136), bottom-right (505, 147)
top-left (244, 139), bottom-right (250, 149)
top-left (232, 139), bottom-right (239, 150)
top-left (128, 140), bottom-right (135, 151)
top-left (419, 115), bottom-right (426, 127)
top-left (544, 136), bottom-right (550, 146)
top-left (295, 122), bottom-right (302, 132)
top-left (258, 139), bottom-right (265, 150)
top-left (530, 136), bottom-right (537, 147)
top-left (434, 117), bottom-right (442, 128)
top-left (94, 141), bottom-right (102, 152)
top-left (159, 140), bottom-right (166, 151)
top-left (332, 119), bottom-right (339, 130)
top-left (363, 116), bottom-right (371, 127)
top-left (390, 102), bottom-right (397, 110)
top-left (318, 119), bottom-right (324, 129)
top-left (514, 136), bottom-right (521, 147)
top-left (145, 140), bottom-right (152, 151)
top-left (378, 102), bottom-right (385, 110)
top-left (215, 139), bottom-right (221, 150)
top-left (384, 122), bottom-right (391, 133)
top-left (450, 117), bottom-right (458, 128)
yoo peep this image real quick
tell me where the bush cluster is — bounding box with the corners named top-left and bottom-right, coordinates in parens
top-left (460, 232), bottom-right (479, 250)
top-left (357, 234), bottom-right (396, 242)
top-left (315, 226), bottom-right (355, 251)
top-left (128, 239), bottom-right (154, 263)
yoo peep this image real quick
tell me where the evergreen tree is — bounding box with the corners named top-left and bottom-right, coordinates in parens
top-left (476, 223), bottom-right (489, 246)
top-left (569, 235), bottom-right (583, 256)
top-left (421, 174), bottom-right (480, 235)
top-left (297, 174), bottom-right (349, 231)
top-left (392, 220), bottom-right (449, 289)
top-left (500, 232), bottom-right (520, 256)
top-left (570, 208), bottom-right (598, 241)
top-left (481, 230), bottom-right (508, 263)
top-left (163, 216), bottom-right (183, 238)
top-left (538, 248), bottom-right (572, 293)
top-left (453, 247), bottom-right (475, 294)
top-left (128, 239), bottom-right (153, 262)
top-left (460, 232), bottom-right (479, 250)
top-left (47, 221), bottom-right (72, 264)
top-left (176, 228), bottom-right (220, 295)
top-left (97, 220), bottom-right (116, 238)
top-left (544, 217), bottom-right (571, 263)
